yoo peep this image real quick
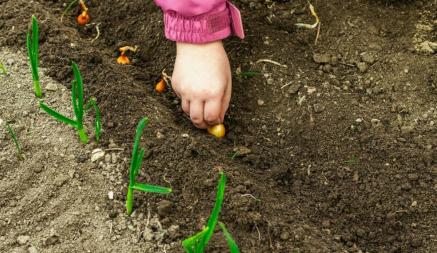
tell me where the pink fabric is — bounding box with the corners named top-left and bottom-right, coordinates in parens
top-left (154, 0), bottom-right (244, 44)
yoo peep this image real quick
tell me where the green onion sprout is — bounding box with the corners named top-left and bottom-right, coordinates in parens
top-left (5, 123), bottom-right (23, 160)
top-left (26, 15), bottom-right (42, 98)
top-left (0, 62), bottom-right (7, 75)
top-left (219, 222), bottom-right (240, 253)
top-left (61, 0), bottom-right (79, 22)
top-left (125, 117), bottom-right (172, 215)
top-left (39, 61), bottom-right (101, 144)
top-left (182, 171), bottom-right (240, 253)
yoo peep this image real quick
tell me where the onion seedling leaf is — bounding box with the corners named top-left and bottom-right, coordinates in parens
top-left (219, 222), bottom-right (240, 253)
top-left (5, 123), bottom-right (23, 159)
top-left (39, 102), bottom-right (78, 128)
top-left (132, 183), bottom-right (172, 194)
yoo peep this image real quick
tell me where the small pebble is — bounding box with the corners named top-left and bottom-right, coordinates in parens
top-left (17, 235), bottom-right (30, 245)
top-left (280, 231), bottom-right (290, 240)
top-left (233, 146), bottom-right (251, 156)
top-left (257, 99), bottom-right (265, 106)
top-left (360, 53), bottom-right (375, 64)
top-left (156, 131), bottom-right (164, 139)
top-left (45, 82), bottom-right (57, 91)
top-left (357, 62), bottom-right (368, 73)
top-left (287, 83), bottom-right (302, 94)
top-left (313, 53), bottom-right (331, 64)
top-left (371, 118), bottom-right (381, 127)
top-left (91, 149), bottom-right (105, 162)
top-left (313, 103), bottom-right (325, 113)
top-left (157, 200), bottom-right (172, 216)
top-left (108, 191), bottom-right (114, 200)
top-left (28, 246), bottom-right (38, 253)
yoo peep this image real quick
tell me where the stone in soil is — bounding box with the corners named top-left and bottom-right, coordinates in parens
top-left (357, 62), bottom-right (369, 73)
top-left (157, 200), bottom-right (173, 216)
top-left (91, 148), bottom-right (105, 162)
top-left (17, 235), bottom-right (30, 245)
top-left (233, 146), bottom-right (252, 156)
top-left (360, 53), bottom-right (376, 64)
top-left (313, 53), bottom-right (331, 64)
top-left (27, 246), bottom-right (38, 253)
top-left (313, 104), bottom-right (326, 113)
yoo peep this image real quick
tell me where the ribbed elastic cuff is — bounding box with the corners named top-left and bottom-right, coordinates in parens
top-left (163, 8), bottom-right (232, 44)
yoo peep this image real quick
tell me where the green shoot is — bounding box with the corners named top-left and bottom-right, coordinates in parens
top-left (126, 117), bottom-right (172, 215)
top-left (182, 171), bottom-right (228, 253)
top-left (219, 222), bottom-right (240, 253)
top-left (229, 151), bottom-right (240, 160)
top-left (61, 0), bottom-right (79, 22)
top-left (239, 71), bottom-right (261, 78)
top-left (26, 15), bottom-right (42, 97)
top-left (39, 61), bottom-right (101, 144)
top-left (5, 123), bottom-right (23, 160)
top-left (345, 155), bottom-right (359, 166)
top-left (0, 62), bottom-right (7, 75)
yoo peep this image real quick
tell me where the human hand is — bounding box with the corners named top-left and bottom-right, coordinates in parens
top-left (172, 41), bottom-right (231, 129)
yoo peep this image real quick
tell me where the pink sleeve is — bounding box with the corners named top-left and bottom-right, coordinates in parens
top-left (154, 0), bottom-right (226, 17)
top-left (154, 0), bottom-right (244, 44)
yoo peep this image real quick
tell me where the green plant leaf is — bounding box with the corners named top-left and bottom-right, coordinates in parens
top-left (133, 148), bottom-right (145, 179)
top-left (26, 16), bottom-right (41, 97)
top-left (182, 227), bottom-right (209, 253)
top-left (200, 171), bottom-right (227, 251)
top-left (40, 102), bottom-right (78, 128)
top-left (129, 117), bottom-right (149, 184)
top-left (219, 222), bottom-right (240, 253)
top-left (61, 0), bottom-right (79, 21)
top-left (132, 183), bottom-right (172, 194)
top-left (71, 62), bottom-right (84, 123)
top-left (32, 15), bottom-right (39, 71)
top-left (85, 97), bottom-right (101, 142)
top-left (239, 71), bottom-right (261, 78)
top-left (5, 123), bottom-right (22, 159)
top-left (182, 171), bottom-right (227, 253)
top-left (0, 63), bottom-right (7, 75)
top-left (71, 80), bottom-right (80, 122)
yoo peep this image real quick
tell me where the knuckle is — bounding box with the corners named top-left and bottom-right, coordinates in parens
top-left (205, 113), bottom-right (219, 123)
top-left (190, 116), bottom-right (203, 124)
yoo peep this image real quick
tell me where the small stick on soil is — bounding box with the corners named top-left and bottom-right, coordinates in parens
top-left (104, 148), bottom-right (124, 152)
top-left (315, 21), bottom-right (321, 45)
top-left (240, 194), bottom-right (260, 202)
top-left (256, 59), bottom-right (288, 68)
top-left (91, 23), bottom-right (101, 43)
top-left (295, 1), bottom-right (321, 45)
top-left (255, 224), bottom-right (261, 242)
top-left (280, 81), bottom-right (293, 89)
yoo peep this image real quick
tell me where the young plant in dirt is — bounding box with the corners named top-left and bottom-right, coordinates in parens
top-left (182, 171), bottom-right (240, 253)
top-left (0, 62), bottom-right (7, 75)
top-left (39, 61), bottom-right (101, 144)
top-left (61, 0), bottom-right (90, 25)
top-left (26, 15), bottom-right (42, 98)
top-left (125, 117), bottom-right (172, 215)
top-left (116, 46), bottom-right (138, 65)
top-left (5, 123), bottom-right (23, 160)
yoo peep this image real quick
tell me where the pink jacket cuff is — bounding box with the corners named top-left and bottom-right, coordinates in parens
top-left (162, 2), bottom-right (244, 44)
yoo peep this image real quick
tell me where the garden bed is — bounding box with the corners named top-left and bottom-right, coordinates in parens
top-left (0, 0), bottom-right (436, 252)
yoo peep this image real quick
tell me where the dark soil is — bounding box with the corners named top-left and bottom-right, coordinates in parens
top-left (1, 0), bottom-right (436, 252)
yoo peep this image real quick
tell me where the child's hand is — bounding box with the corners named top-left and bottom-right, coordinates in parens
top-left (172, 41), bottom-right (231, 129)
